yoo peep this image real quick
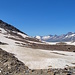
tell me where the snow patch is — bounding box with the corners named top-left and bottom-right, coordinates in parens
top-left (36, 36), bottom-right (41, 40)
top-left (0, 28), bottom-right (7, 33)
top-left (42, 36), bottom-right (50, 40)
top-left (65, 42), bottom-right (75, 45)
top-left (65, 34), bottom-right (75, 38)
top-left (17, 32), bottom-right (28, 38)
top-left (46, 42), bottom-right (75, 45)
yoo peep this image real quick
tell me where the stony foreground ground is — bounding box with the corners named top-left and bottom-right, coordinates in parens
top-left (0, 48), bottom-right (75, 75)
top-left (0, 48), bottom-right (28, 75)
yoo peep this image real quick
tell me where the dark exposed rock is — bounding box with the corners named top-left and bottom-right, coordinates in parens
top-left (73, 51), bottom-right (75, 52)
top-left (0, 41), bottom-right (8, 45)
top-left (0, 48), bottom-right (28, 75)
top-left (29, 43), bottom-right (75, 52)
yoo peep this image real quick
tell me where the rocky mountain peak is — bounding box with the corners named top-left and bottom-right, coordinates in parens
top-left (67, 32), bottom-right (74, 35)
top-left (0, 20), bottom-right (3, 23)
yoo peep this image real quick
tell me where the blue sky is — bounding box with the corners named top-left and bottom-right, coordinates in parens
top-left (0, 0), bottom-right (75, 36)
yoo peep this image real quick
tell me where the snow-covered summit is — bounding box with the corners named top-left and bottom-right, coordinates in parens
top-left (35, 32), bottom-right (75, 42)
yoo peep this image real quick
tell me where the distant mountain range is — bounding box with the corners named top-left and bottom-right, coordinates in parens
top-left (35, 32), bottom-right (75, 42)
top-left (1, 19), bottom-right (75, 43)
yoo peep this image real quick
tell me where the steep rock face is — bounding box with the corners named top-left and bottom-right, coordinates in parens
top-left (0, 48), bottom-right (28, 75)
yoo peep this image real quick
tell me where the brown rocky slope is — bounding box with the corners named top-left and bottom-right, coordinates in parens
top-left (0, 48), bottom-right (28, 75)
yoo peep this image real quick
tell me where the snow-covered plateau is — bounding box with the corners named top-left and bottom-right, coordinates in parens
top-left (0, 20), bottom-right (75, 70)
top-left (0, 32), bottom-right (75, 69)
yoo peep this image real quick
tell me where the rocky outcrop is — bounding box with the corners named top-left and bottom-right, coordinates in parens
top-left (0, 42), bottom-right (8, 45)
top-left (0, 48), bottom-right (28, 75)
